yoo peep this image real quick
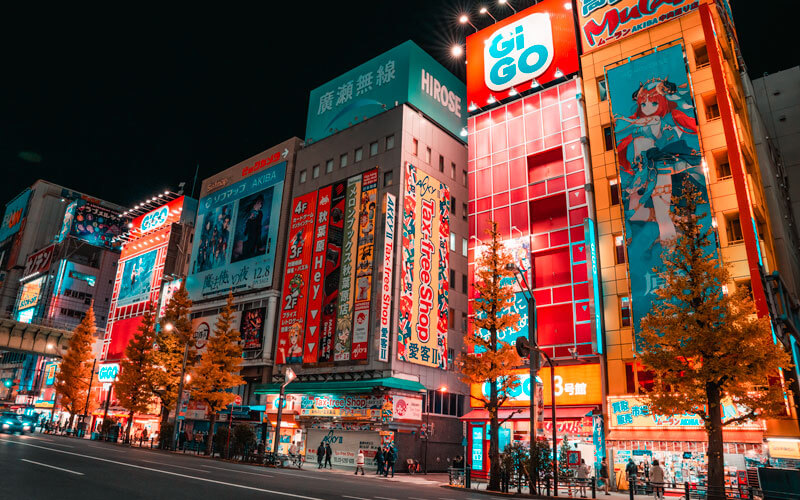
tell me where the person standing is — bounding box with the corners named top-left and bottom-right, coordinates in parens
top-left (649, 460), bottom-right (665, 500)
top-left (324, 442), bottom-right (333, 469)
top-left (355, 449), bottom-right (365, 475)
top-left (626, 458), bottom-right (638, 492)
top-left (600, 457), bottom-right (611, 495)
top-left (375, 446), bottom-right (385, 475)
top-left (317, 441), bottom-right (325, 469)
top-left (384, 445), bottom-right (396, 477)
top-left (576, 459), bottom-right (590, 498)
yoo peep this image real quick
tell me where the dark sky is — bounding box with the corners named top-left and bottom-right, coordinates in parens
top-left (1, 1), bottom-right (796, 210)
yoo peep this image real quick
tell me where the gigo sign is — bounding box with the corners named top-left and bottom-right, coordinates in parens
top-left (98, 363), bottom-right (120, 383)
top-left (140, 206), bottom-right (168, 232)
top-left (466, 0), bottom-right (579, 105)
top-left (470, 364), bottom-right (602, 407)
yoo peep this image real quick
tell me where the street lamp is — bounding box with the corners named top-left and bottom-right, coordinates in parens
top-left (272, 367), bottom-right (296, 460)
top-left (498, 0), bottom-right (517, 13)
top-left (459, 14), bottom-right (478, 33)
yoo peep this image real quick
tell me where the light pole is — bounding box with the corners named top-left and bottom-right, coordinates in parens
top-left (538, 349), bottom-right (558, 495)
top-left (80, 359), bottom-right (97, 437)
top-left (272, 367), bottom-right (296, 460)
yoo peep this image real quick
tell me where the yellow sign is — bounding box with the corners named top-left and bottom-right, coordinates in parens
top-left (470, 364), bottom-right (603, 407)
top-left (767, 440), bottom-right (800, 460)
top-left (607, 396), bottom-right (765, 430)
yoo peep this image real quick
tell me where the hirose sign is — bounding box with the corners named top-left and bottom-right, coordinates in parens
top-left (466, 0), bottom-right (579, 106)
top-left (470, 364), bottom-right (603, 407)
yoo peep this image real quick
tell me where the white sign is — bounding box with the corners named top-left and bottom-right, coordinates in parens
top-left (305, 429), bottom-right (382, 468)
top-left (484, 12), bottom-right (554, 92)
top-left (98, 363), bottom-right (120, 383)
top-left (378, 193), bottom-right (396, 362)
top-left (392, 395), bottom-right (422, 422)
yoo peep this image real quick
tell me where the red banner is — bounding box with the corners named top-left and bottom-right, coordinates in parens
top-left (303, 186), bottom-right (332, 363)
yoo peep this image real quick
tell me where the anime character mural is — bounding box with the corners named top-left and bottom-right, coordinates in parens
top-left (607, 45), bottom-right (717, 348)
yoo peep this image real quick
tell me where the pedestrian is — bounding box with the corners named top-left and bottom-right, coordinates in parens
top-left (355, 449), bottom-right (365, 475)
top-left (576, 459), bottom-right (590, 498)
top-left (626, 458), bottom-right (638, 492)
top-left (384, 445), bottom-right (396, 477)
top-left (600, 457), bottom-right (611, 495)
top-left (317, 441), bottom-right (325, 469)
top-left (375, 446), bottom-right (385, 475)
top-left (649, 460), bottom-right (665, 500)
top-left (324, 442), bottom-right (333, 469)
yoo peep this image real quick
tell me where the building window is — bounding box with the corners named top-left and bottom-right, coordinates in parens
top-left (462, 238), bottom-right (468, 257)
top-left (383, 170), bottom-right (393, 187)
top-left (386, 134), bottom-right (395, 150)
top-left (355, 147), bottom-right (363, 162)
top-left (450, 269), bottom-right (456, 284)
top-left (614, 234), bottom-right (626, 264)
top-left (610, 178), bottom-right (620, 206)
top-left (462, 170), bottom-right (468, 187)
top-left (451, 162), bottom-right (456, 178)
top-left (726, 214), bottom-right (744, 243)
top-left (325, 159), bottom-right (334, 173)
top-left (425, 390), bottom-right (464, 417)
top-left (620, 296), bottom-right (631, 327)
top-left (340, 153), bottom-right (348, 168)
top-left (704, 94), bottom-right (721, 120)
top-left (716, 156), bottom-right (732, 179)
top-left (461, 312), bottom-right (467, 332)
top-left (462, 274), bottom-right (468, 293)
top-left (425, 147), bottom-right (432, 164)
top-left (625, 363), bottom-right (655, 394)
top-left (737, 279), bottom-right (753, 298)
top-left (451, 196), bottom-right (456, 216)
top-left (312, 165), bottom-right (320, 179)
top-left (598, 78), bottom-right (608, 102)
top-left (450, 232), bottom-right (456, 251)
top-left (439, 155), bottom-right (444, 172)
top-left (412, 138), bottom-right (418, 156)
top-left (449, 307), bottom-right (455, 326)
top-left (462, 203), bottom-right (468, 221)
top-left (693, 43), bottom-right (710, 68)
top-left (299, 170), bottom-right (307, 183)
top-left (603, 125), bottom-right (614, 151)
top-left (369, 141), bottom-right (379, 157)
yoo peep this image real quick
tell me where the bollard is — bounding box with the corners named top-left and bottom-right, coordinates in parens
top-left (684, 482), bottom-right (690, 500)
top-left (629, 478), bottom-right (635, 500)
top-left (466, 467), bottom-right (471, 489)
top-left (547, 476), bottom-right (552, 497)
top-left (592, 477), bottom-right (597, 499)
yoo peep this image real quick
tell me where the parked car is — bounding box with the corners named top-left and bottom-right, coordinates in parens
top-left (1, 412), bottom-right (31, 434)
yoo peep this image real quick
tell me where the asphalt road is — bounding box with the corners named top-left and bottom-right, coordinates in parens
top-left (0, 433), bottom-right (493, 500)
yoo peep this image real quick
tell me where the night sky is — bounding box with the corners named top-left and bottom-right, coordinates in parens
top-left (1, 1), bottom-right (796, 210)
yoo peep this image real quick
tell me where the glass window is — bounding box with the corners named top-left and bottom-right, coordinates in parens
top-left (450, 232), bottom-right (456, 251)
top-left (603, 125), bottom-right (614, 151)
top-left (325, 159), bottom-right (334, 173)
top-left (463, 170), bottom-right (467, 187)
top-left (450, 269), bottom-right (456, 284)
top-left (462, 238), bottom-right (468, 257)
top-left (451, 162), bottom-right (456, 178)
top-left (355, 147), bottom-right (363, 162)
top-left (425, 147), bottom-right (432, 164)
top-left (451, 196), bottom-right (456, 216)
top-left (614, 234), bottom-right (626, 264)
top-left (462, 203), bottom-right (468, 221)
top-left (340, 153), bottom-right (348, 168)
top-left (461, 312), bottom-right (467, 332)
top-left (462, 274), bottom-right (468, 293)
top-left (610, 178), bottom-right (620, 206)
top-left (705, 94), bottom-right (721, 120)
top-left (726, 214), bottom-right (743, 243)
top-left (383, 170), bottom-right (393, 187)
top-left (439, 155), bottom-right (444, 172)
top-left (312, 165), bottom-right (320, 178)
top-left (620, 296), bottom-right (631, 327)
top-left (370, 141), bottom-right (379, 157)
top-left (386, 134), bottom-right (395, 150)
top-left (598, 78), bottom-right (608, 102)
top-left (412, 138), bottom-right (418, 156)
top-left (299, 170), bottom-right (307, 183)
top-left (694, 43), bottom-right (710, 67)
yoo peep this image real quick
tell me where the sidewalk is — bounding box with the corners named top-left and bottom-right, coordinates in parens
top-left (313, 466), bottom-right (450, 486)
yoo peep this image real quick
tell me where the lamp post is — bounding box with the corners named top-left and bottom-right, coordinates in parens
top-left (80, 359), bottom-right (97, 437)
top-left (272, 367), bottom-right (296, 460)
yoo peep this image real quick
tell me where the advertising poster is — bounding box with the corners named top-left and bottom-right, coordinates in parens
top-left (191, 311), bottom-right (242, 357)
top-left (319, 181), bottom-right (347, 362)
top-left (0, 188), bottom-right (31, 242)
top-left (187, 162), bottom-right (286, 300)
top-left (471, 364), bottom-right (604, 407)
top-left (437, 183), bottom-right (450, 369)
top-left (305, 429), bottom-right (382, 469)
top-left (117, 249), bottom-right (158, 307)
top-left (44, 361), bottom-right (59, 386)
top-left (577, 0), bottom-right (699, 53)
top-left (240, 307), bottom-right (266, 350)
top-left (391, 395), bottom-right (422, 422)
top-left (607, 396), bottom-right (763, 430)
top-left (378, 193), bottom-right (396, 362)
top-left (474, 292), bottom-right (529, 354)
top-left (333, 175), bottom-right (362, 362)
top-left (158, 279), bottom-right (182, 318)
top-left (70, 199), bottom-right (125, 249)
top-left (17, 276), bottom-right (45, 312)
top-left (303, 186), bottom-right (332, 363)
top-left (606, 45), bottom-right (715, 349)
top-left (57, 200), bottom-right (77, 243)
top-left (397, 163), bottom-right (448, 368)
top-left (276, 191), bottom-right (318, 364)
top-left (351, 169), bottom-right (378, 360)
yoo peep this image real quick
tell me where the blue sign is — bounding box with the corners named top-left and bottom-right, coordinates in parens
top-left (606, 45), bottom-right (717, 349)
top-left (0, 188), bottom-right (31, 242)
top-left (306, 41), bottom-right (466, 143)
top-left (186, 162), bottom-right (286, 300)
top-left (585, 218), bottom-right (603, 354)
top-left (471, 425), bottom-right (484, 469)
top-left (475, 291), bottom-right (529, 354)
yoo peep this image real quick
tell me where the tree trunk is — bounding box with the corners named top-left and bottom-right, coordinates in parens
top-left (705, 382), bottom-right (725, 500)
top-left (488, 379), bottom-right (501, 491)
top-left (125, 410), bottom-right (134, 444)
top-left (205, 412), bottom-right (217, 456)
top-left (159, 403), bottom-right (170, 448)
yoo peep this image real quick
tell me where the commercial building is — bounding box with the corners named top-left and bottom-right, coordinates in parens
top-left (256, 40), bottom-right (469, 471)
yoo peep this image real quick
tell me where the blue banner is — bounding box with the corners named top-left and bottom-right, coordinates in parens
top-left (187, 162), bottom-right (286, 300)
top-left (0, 188), bottom-right (31, 242)
top-left (606, 45), bottom-right (716, 348)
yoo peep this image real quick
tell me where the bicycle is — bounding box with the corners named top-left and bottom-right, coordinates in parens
top-left (289, 453), bottom-right (304, 469)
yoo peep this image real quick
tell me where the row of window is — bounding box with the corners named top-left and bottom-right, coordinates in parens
top-left (424, 389), bottom-right (465, 417)
top-left (298, 135), bottom-right (396, 184)
top-left (412, 138), bottom-right (467, 187)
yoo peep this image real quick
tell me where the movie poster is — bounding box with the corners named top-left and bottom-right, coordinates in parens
top-left (333, 175), bottom-right (362, 362)
top-left (193, 202), bottom-right (234, 272)
top-left (318, 181), bottom-right (347, 362)
top-left (240, 308), bottom-right (266, 350)
top-left (606, 44), bottom-right (716, 348)
top-left (351, 169), bottom-right (378, 360)
top-left (117, 249), bottom-right (158, 307)
top-left (231, 186), bottom-right (275, 263)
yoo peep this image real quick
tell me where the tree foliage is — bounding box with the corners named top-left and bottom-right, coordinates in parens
top-left (190, 292), bottom-right (243, 455)
top-left (639, 178), bottom-right (792, 497)
top-left (459, 221), bottom-right (522, 491)
top-left (54, 306), bottom-right (98, 427)
top-left (116, 305), bottom-right (158, 443)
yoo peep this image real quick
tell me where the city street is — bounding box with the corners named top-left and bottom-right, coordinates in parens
top-left (0, 433), bottom-right (488, 500)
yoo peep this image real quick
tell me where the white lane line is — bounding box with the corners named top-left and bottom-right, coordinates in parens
top-left (375, 497), bottom-right (400, 500)
top-left (25, 438), bottom-right (73, 448)
top-left (139, 459), bottom-right (209, 472)
top-left (341, 496), bottom-right (370, 500)
top-left (21, 458), bottom-right (84, 475)
top-left (1, 438), bottom-right (321, 499)
top-left (199, 463), bottom-right (272, 477)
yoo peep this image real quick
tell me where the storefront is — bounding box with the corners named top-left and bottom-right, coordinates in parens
top-left (606, 396), bottom-right (766, 490)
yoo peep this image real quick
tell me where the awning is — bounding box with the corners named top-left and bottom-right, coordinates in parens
top-left (460, 406), bottom-right (598, 421)
top-left (253, 377), bottom-right (426, 395)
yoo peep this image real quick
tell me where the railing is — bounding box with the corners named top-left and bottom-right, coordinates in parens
top-left (626, 477), bottom-right (800, 500)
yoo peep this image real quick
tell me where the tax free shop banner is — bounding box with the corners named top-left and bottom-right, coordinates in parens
top-left (306, 41), bottom-right (466, 143)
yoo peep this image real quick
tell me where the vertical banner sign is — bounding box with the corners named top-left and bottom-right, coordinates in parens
top-left (585, 218), bottom-right (603, 354)
top-left (397, 164), bottom-right (448, 368)
top-left (303, 186), bottom-right (332, 363)
top-left (351, 169), bottom-right (379, 360)
top-left (437, 183), bottom-right (450, 369)
top-left (606, 45), bottom-right (715, 349)
top-left (333, 175), bottom-right (362, 362)
top-left (319, 181), bottom-right (347, 362)
top-left (276, 191), bottom-right (318, 364)
top-left (378, 193), bottom-right (397, 362)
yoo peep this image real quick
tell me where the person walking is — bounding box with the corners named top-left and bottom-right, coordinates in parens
top-left (576, 459), bottom-right (590, 498)
top-left (324, 442), bottom-right (333, 469)
top-left (600, 457), bottom-right (611, 495)
top-left (375, 446), bottom-right (385, 475)
top-left (649, 460), bottom-right (665, 500)
top-left (355, 449), bottom-right (365, 475)
top-left (626, 458), bottom-right (638, 493)
top-left (384, 445), bottom-right (396, 477)
top-left (317, 441), bottom-right (325, 469)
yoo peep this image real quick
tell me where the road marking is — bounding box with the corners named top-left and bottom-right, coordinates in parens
top-left (21, 458), bottom-right (84, 475)
top-left (199, 463), bottom-right (272, 477)
top-left (341, 496), bottom-right (370, 500)
top-left (139, 459), bottom-right (209, 472)
top-left (24, 437), bottom-right (73, 448)
top-left (375, 497), bottom-right (399, 500)
top-left (1, 438), bottom-right (322, 499)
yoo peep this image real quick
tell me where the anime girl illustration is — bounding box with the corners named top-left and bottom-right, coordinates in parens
top-left (614, 77), bottom-right (703, 246)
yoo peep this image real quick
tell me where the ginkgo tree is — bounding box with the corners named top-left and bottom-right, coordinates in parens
top-left (54, 306), bottom-right (99, 430)
top-left (639, 178), bottom-right (792, 499)
top-left (459, 221), bottom-right (522, 492)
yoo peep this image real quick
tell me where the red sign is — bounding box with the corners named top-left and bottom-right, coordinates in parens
top-left (303, 186), bottom-right (332, 363)
top-left (466, 0), bottom-right (579, 106)
top-left (276, 191), bottom-right (318, 365)
top-left (23, 244), bottom-right (55, 278)
top-left (234, 395), bottom-right (243, 406)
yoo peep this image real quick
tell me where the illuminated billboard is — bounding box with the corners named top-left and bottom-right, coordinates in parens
top-left (117, 249), bottom-right (158, 307)
top-left (158, 279), bottom-right (182, 318)
top-left (465, 0), bottom-right (579, 106)
top-left (378, 193), bottom-right (396, 363)
top-left (470, 364), bottom-right (603, 407)
top-left (397, 163), bottom-right (450, 369)
top-left (606, 44), bottom-right (715, 349)
top-left (577, 0), bottom-right (700, 53)
top-left (306, 41), bottom-right (466, 143)
top-left (17, 276), bottom-right (45, 312)
top-left (240, 308), bottom-right (266, 351)
top-left (187, 162), bottom-right (286, 300)
top-left (0, 188), bottom-right (31, 242)
top-left (68, 199), bottom-right (125, 249)
top-left (23, 244), bottom-right (55, 279)
top-left (191, 310), bottom-right (241, 357)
